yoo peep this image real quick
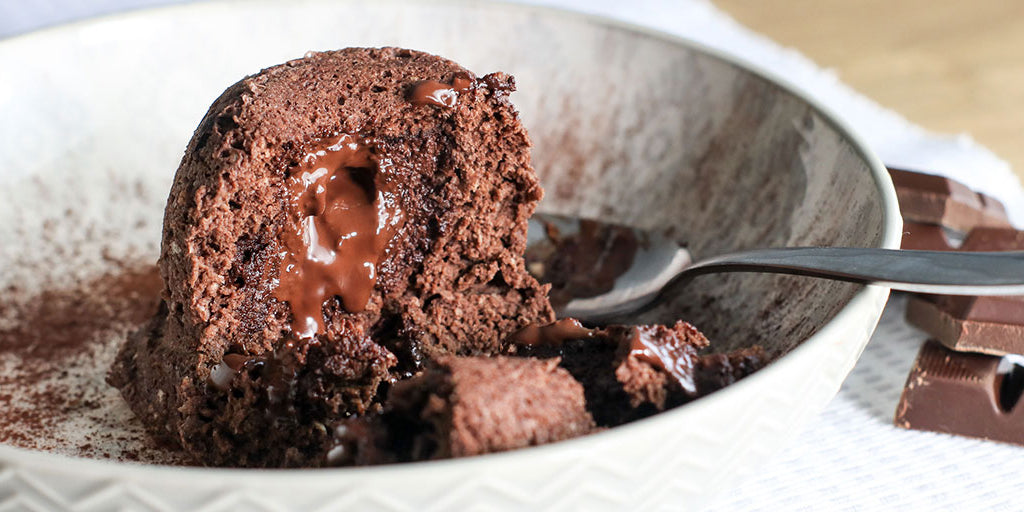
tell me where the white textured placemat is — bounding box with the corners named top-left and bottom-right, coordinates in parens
top-left (3, 1), bottom-right (1023, 510)
top-left (710, 295), bottom-right (1024, 512)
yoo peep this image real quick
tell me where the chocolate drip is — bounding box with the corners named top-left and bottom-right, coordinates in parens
top-left (626, 325), bottom-right (699, 395)
top-left (275, 134), bottom-right (405, 339)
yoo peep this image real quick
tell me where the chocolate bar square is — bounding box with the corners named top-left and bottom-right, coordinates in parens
top-left (888, 167), bottom-right (1010, 232)
top-left (900, 221), bottom-right (960, 251)
top-left (905, 227), bottom-right (1024, 355)
top-left (895, 341), bottom-right (1024, 446)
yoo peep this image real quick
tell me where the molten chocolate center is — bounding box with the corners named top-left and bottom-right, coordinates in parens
top-left (275, 134), bottom-right (404, 339)
top-left (407, 75), bottom-right (473, 108)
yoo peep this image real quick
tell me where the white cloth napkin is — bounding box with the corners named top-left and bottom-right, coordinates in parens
top-left (4, 1), bottom-right (1023, 510)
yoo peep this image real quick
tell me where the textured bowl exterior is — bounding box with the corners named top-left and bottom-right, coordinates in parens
top-left (0, 1), bottom-right (901, 510)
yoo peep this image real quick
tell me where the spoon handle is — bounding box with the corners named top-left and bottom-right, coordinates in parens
top-left (684, 247), bottom-right (1024, 295)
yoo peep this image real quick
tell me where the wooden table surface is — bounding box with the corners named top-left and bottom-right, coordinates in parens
top-left (714, 0), bottom-right (1024, 179)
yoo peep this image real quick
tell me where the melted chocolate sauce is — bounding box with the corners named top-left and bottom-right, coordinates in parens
top-left (407, 75), bottom-right (473, 108)
top-left (509, 319), bottom-right (704, 396)
top-left (626, 326), bottom-right (698, 395)
top-left (275, 134), bottom-right (404, 339)
top-left (508, 318), bottom-right (594, 346)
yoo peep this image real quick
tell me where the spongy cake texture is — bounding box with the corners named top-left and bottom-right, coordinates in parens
top-left (109, 48), bottom-right (554, 467)
top-left (387, 355), bottom-right (595, 460)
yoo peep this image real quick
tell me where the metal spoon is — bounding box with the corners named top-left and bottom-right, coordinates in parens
top-left (526, 213), bottom-right (1024, 321)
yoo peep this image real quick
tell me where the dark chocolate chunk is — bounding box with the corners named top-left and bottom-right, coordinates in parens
top-left (618, 323), bottom-right (705, 396)
top-left (960, 226), bottom-right (1024, 251)
top-left (905, 227), bottom-right (1024, 356)
top-left (888, 167), bottom-right (1010, 232)
top-left (895, 340), bottom-right (1024, 446)
top-left (907, 295), bottom-right (1024, 356)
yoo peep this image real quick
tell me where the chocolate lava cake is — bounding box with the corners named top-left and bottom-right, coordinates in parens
top-left (108, 48), bottom-right (554, 467)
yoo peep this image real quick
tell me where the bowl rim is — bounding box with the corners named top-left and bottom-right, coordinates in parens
top-left (0, 0), bottom-right (903, 481)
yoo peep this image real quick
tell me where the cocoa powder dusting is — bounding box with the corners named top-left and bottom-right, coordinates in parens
top-left (0, 264), bottom-right (162, 364)
top-left (0, 262), bottom-right (183, 462)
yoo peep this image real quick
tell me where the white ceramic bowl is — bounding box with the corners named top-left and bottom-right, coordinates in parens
top-left (0, 1), bottom-right (901, 510)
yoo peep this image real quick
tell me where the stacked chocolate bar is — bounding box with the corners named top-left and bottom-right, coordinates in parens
top-left (892, 168), bottom-right (1010, 250)
top-left (889, 168), bottom-right (1024, 444)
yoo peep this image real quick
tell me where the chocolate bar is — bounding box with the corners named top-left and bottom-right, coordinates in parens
top-left (905, 227), bottom-right (1024, 355)
top-left (888, 167), bottom-right (1010, 232)
top-left (906, 295), bottom-right (1024, 356)
top-left (894, 340), bottom-right (1024, 446)
top-left (900, 221), bottom-right (959, 251)
top-left (959, 225), bottom-right (1024, 251)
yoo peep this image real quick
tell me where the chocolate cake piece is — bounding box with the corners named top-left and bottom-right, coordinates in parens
top-left (108, 48), bottom-right (553, 467)
top-left (511, 319), bottom-right (767, 426)
top-left (384, 355), bottom-right (594, 460)
top-left (693, 346), bottom-right (768, 395)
